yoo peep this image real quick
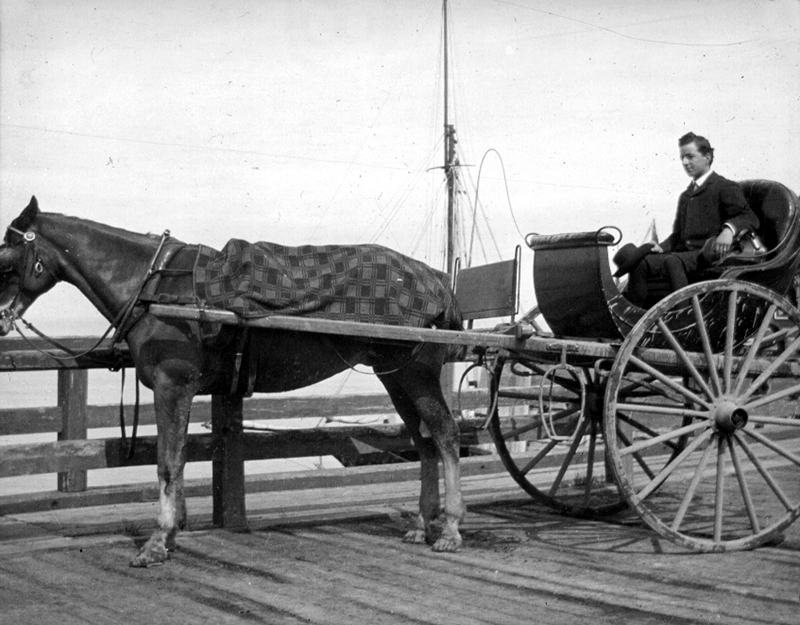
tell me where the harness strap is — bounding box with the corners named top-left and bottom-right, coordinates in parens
top-left (110, 230), bottom-right (171, 348)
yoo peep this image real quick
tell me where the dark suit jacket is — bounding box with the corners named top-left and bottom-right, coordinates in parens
top-left (661, 172), bottom-right (759, 253)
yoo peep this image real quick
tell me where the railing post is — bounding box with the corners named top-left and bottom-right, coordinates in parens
top-left (211, 394), bottom-right (248, 531)
top-left (57, 369), bottom-right (88, 492)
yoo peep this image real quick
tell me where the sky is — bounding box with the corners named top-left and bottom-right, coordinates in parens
top-left (1, 0), bottom-right (799, 336)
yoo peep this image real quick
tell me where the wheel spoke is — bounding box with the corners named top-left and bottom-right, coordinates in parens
top-left (497, 406), bottom-right (579, 440)
top-left (616, 410), bottom-right (686, 453)
top-left (616, 427), bottom-right (657, 480)
top-left (635, 429), bottom-right (714, 501)
top-left (549, 416), bottom-right (591, 496)
top-left (723, 289), bottom-right (738, 392)
top-left (518, 438), bottom-right (560, 476)
top-left (733, 431), bottom-right (795, 510)
top-left (581, 420), bottom-right (599, 506)
top-left (616, 401), bottom-right (707, 419)
top-left (619, 419), bottom-right (708, 458)
top-left (713, 435), bottom-right (726, 542)
top-left (657, 317), bottom-right (714, 401)
top-left (628, 355), bottom-right (711, 409)
top-left (741, 426), bottom-right (800, 468)
top-left (761, 325), bottom-right (799, 350)
top-left (740, 334), bottom-right (800, 402)
top-left (670, 435), bottom-right (716, 532)
top-left (748, 414), bottom-right (800, 427)
top-left (497, 417), bottom-right (539, 441)
top-left (728, 436), bottom-right (761, 534)
top-left (732, 303), bottom-right (777, 395)
top-left (691, 294), bottom-right (722, 397)
top-left (744, 381), bottom-right (800, 412)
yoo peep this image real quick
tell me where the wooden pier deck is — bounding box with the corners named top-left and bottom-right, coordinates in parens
top-left (1, 470), bottom-right (798, 625)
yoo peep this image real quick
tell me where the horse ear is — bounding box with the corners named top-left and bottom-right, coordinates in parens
top-left (14, 196), bottom-right (40, 231)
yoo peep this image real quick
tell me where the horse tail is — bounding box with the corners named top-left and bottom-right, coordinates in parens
top-left (436, 291), bottom-right (467, 362)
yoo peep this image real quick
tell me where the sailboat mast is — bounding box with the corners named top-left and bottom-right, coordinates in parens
top-left (443, 0), bottom-right (457, 276)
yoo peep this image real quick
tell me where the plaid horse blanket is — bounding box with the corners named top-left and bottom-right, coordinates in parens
top-left (193, 239), bottom-right (460, 329)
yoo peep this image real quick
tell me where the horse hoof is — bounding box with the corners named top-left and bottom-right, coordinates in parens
top-left (431, 536), bottom-right (462, 553)
top-left (402, 529), bottom-right (428, 545)
top-left (129, 545), bottom-right (169, 568)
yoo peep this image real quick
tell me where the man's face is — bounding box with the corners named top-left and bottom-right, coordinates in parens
top-left (680, 142), bottom-right (712, 180)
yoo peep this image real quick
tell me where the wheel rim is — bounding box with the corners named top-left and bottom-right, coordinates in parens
top-left (489, 356), bottom-right (627, 517)
top-left (605, 280), bottom-right (800, 551)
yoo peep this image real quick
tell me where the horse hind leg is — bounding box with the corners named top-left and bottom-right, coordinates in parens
top-left (382, 381), bottom-right (440, 546)
top-left (380, 364), bottom-right (465, 552)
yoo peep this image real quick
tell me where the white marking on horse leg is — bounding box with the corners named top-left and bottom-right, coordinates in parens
top-left (433, 451), bottom-right (465, 553)
top-left (131, 374), bottom-right (195, 567)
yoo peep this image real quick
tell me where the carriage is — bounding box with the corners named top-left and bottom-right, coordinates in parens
top-left (2, 178), bottom-right (799, 564)
top-left (153, 177), bottom-right (800, 553)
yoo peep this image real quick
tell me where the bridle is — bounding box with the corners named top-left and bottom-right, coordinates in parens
top-left (2, 223), bottom-right (172, 458)
top-left (0, 226), bottom-right (52, 332)
top-left (2, 224), bottom-right (171, 355)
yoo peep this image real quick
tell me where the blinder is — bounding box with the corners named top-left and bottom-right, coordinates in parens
top-left (0, 225), bottom-right (50, 330)
top-left (4, 225), bottom-right (46, 279)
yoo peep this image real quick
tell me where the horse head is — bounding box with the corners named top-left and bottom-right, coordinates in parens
top-left (0, 196), bottom-right (60, 336)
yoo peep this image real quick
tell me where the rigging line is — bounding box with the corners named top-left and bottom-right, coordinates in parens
top-left (368, 138), bottom-right (443, 244)
top-left (468, 149), bottom-right (522, 266)
top-left (490, 0), bottom-right (753, 47)
top-left (458, 146), bottom-right (503, 262)
top-left (0, 122), bottom-right (411, 173)
top-left (310, 1), bottom-right (443, 241)
top-left (410, 182), bottom-right (447, 257)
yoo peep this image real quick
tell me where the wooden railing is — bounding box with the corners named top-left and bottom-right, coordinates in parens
top-left (0, 336), bottom-right (500, 526)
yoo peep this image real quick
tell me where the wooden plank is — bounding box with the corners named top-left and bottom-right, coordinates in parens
top-left (148, 303), bottom-right (601, 353)
top-left (0, 455), bottom-right (512, 516)
top-left (0, 337), bottom-right (132, 371)
top-left (0, 419), bottom-right (487, 477)
top-left (211, 394), bottom-right (247, 530)
top-left (0, 389), bottom-right (492, 436)
top-left (56, 370), bottom-right (88, 493)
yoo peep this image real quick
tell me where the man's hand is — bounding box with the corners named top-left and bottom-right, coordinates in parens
top-left (714, 228), bottom-right (734, 258)
top-left (649, 241), bottom-right (664, 254)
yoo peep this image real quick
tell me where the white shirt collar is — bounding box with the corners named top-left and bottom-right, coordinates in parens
top-left (694, 169), bottom-right (713, 188)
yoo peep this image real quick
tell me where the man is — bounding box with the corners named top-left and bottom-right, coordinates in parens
top-left (622, 132), bottom-right (759, 307)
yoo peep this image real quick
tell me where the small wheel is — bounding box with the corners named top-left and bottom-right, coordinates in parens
top-left (488, 356), bottom-right (627, 517)
top-left (605, 280), bottom-right (800, 551)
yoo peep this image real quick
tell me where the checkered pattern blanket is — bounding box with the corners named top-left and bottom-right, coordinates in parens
top-left (193, 239), bottom-right (460, 329)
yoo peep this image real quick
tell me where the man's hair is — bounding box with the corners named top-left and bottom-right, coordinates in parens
top-left (679, 132), bottom-right (714, 165)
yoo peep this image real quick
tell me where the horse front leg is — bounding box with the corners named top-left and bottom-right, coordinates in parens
top-left (130, 375), bottom-right (195, 567)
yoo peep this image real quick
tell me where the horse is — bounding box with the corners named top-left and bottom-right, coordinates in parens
top-left (0, 196), bottom-right (467, 567)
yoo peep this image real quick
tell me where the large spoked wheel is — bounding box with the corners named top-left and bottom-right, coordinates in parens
top-left (605, 280), bottom-right (800, 551)
top-left (488, 355), bottom-right (628, 517)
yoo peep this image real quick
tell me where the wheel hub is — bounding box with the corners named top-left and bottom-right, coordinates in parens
top-left (712, 400), bottom-right (748, 433)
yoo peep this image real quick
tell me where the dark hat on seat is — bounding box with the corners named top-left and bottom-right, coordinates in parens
top-left (612, 243), bottom-right (653, 277)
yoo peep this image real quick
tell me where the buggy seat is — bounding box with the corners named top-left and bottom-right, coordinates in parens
top-left (524, 179), bottom-right (800, 341)
top-left (640, 179), bottom-right (800, 307)
top-left (721, 179), bottom-right (800, 295)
